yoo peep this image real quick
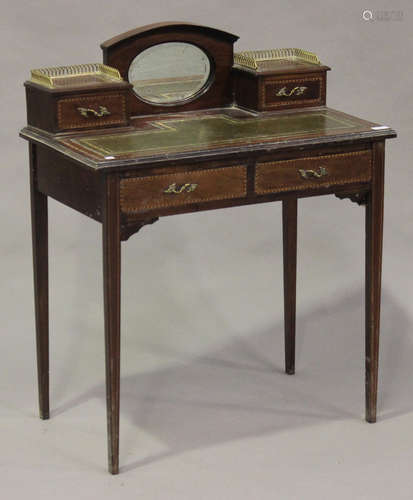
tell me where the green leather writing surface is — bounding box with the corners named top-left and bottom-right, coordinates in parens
top-left (66, 108), bottom-right (376, 160)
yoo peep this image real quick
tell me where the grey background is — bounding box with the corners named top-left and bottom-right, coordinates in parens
top-left (1, 0), bottom-right (412, 498)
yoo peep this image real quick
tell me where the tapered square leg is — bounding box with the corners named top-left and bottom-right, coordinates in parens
top-left (30, 143), bottom-right (50, 420)
top-left (283, 198), bottom-right (297, 375)
top-left (102, 174), bottom-right (121, 474)
top-left (365, 142), bottom-right (385, 423)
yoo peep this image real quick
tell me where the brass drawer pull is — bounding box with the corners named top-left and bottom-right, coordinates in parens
top-left (276, 86), bottom-right (307, 97)
top-left (164, 183), bottom-right (198, 194)
top-left (77, 105), bottom-right (111, 118)
top-left (298, 166), bottom-right (328, 179)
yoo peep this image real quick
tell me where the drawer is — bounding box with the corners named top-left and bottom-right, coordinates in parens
top-left (255, 150), bottom-right (372, 194)
top-left (261, 74), bottom-right (325, 110)
top-left (57, 92), bottom-right (128, 130)
top-left (120, 166), bottom-right (247, 214)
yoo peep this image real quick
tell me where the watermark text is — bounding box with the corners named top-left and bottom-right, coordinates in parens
top-left (362, 9), bottom-right (403, 21)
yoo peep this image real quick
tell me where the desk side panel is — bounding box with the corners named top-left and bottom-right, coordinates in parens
top-left (36, 145), bottom-right (103, 221)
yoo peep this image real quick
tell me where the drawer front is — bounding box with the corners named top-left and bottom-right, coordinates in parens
top-left (120, 166), bottom-right (247, 214)
top-left (255, 150), bottom-right (372, 194)
top-left (57, 93), bottom-right (127, 130)
top-left (261, 75), bottom-right (324, 110)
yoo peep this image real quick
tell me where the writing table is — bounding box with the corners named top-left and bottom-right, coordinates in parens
top-left (20, 22), bottom-right (396, 474)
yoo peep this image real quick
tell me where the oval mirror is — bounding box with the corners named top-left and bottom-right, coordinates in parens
top-left (128, 42), bottom-right (212, 105)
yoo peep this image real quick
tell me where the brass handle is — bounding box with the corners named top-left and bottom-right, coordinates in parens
top-left (298, 166), bottom-right (328, 179)
top-left (276, 86), bottom-right (307, 97)
top-left (164, 183), bottom-right (198, 194)
top-left (77, 105), bottom-right (111, 118)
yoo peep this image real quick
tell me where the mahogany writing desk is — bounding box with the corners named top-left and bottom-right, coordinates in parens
top-left (20, 22), bottom-right (396, 474)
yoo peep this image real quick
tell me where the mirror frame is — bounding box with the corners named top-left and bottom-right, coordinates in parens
top-left (101, 22), bottom-right (238, 117)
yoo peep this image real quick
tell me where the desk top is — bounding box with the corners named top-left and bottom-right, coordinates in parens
top-left (20, 106), bottom-right (396, 171)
